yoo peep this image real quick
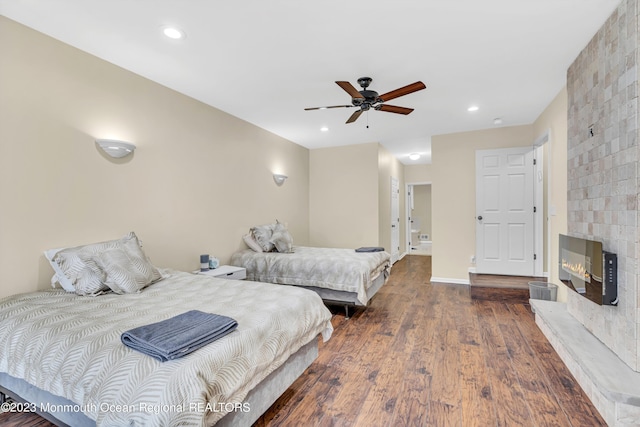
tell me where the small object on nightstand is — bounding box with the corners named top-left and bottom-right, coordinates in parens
top-left (200, 254), bottom-right (210, 272)
top-left (198, 265), bottom-right (246, 280)
top-left (209, 257), bottom-right (219, 269)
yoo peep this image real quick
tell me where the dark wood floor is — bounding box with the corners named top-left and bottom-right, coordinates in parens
top-left (1, 255), bottom-right (605, 426)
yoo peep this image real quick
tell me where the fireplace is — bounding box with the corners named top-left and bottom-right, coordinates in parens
top-left (559, 234), bottom-right (617, 306)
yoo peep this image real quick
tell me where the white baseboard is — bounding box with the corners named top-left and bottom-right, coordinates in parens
top-left (430, 276), bottom-right (470, 285)
top-left (467, 268), bottom-right (548, 277)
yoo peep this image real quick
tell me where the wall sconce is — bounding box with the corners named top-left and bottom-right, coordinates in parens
top-left (95, 139), bottom-right (136, 158)
top-left (273, 174), bottom-right (288, 186)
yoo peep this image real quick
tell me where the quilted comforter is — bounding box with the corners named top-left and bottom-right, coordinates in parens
top-left (0, 270), bottom-right (333, 426)
top-left (230, 246), bottom-right (391, 305)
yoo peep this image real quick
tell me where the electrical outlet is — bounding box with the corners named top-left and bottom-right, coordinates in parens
top-left (470, 255), bottom-right (476, 264)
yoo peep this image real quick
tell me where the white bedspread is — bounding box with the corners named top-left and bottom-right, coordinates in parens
top-left (230, 246), bottom-right (391, 305)
top-left (0, 270), bottom-right (333, 426)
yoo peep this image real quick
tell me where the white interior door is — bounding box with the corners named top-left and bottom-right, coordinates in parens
top-left (391, 177), bottom-right (400, 263)
top-left (476, 147), bottom-right (535, 276)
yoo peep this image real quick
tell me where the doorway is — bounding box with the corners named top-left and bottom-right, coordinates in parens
top-left (475, 147), bottom-right (535, 276)
top-left (406, 182), bottom-right (432, 256)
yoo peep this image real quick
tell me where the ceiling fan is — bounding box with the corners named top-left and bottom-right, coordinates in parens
top-left (305, 77), bottom-right (426, 124)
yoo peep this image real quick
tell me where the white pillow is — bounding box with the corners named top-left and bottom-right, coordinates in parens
top-left (270, 223), bottom-right (294, 253)
top-left (243, 233), bottom-right (263, 252)
top-left (250, 223), bottom-right (277, 252)
top-left (47, 232), bottom-right (161, 296)
top-left (44, 247), bottom-right (75, 292)
top-left (92, 242), bottom-right (163, 294)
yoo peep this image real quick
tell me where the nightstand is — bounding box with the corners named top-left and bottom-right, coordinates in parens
top-left (198, 265), bottom-right (246, 280)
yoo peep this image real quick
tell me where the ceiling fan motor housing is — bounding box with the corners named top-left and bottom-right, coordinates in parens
top-left (353, 89), bottom-right (380, 106)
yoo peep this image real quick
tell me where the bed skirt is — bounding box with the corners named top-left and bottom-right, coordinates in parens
top-left (298, 270), bottom-right (388, 306)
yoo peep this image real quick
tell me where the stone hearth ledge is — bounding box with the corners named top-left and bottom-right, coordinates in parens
top-left (530, 299), bottom-right (640, 426)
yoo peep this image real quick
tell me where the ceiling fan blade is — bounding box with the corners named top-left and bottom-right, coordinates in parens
top-left (379, 81), bottom-right (426, 102)
top-left (346, 109), bottom-right (363, 123)
top-left (304, 105), bottom-right (353, 111)
top-left (377, 104), bottom-right (414, 115)
top-left (336, 81), bottom-right (364, 99)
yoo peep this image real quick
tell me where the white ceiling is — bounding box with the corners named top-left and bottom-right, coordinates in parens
top-left (0, 0), bottom-right (621, 164)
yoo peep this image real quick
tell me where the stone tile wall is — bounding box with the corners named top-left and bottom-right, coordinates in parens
top-left (566, 0), bottom-right (639, 371)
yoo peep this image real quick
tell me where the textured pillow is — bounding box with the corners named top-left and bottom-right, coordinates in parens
top-left (52, 244), bottom-right (111, 296)
top-left (51, 232), bottom-right (159, 296)
top-left (243, 233), bottom-right (263, 252)
top-left (44, 247), bottom-right (75, 292)
top-left (92, 241), bottom-right (163, 294)
top-left (250, 223), bottom-right (277, 252)
top-left (270, 223), bottom-right (294, 253)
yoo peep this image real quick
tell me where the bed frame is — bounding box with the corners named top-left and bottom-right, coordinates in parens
top-left (296, 271), bottom-right (387, 318)
top-left (0, 339), bottom-right (318, 427)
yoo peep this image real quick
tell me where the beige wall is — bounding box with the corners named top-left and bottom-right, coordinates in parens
top-left (431, 125), bottom-right (534, 282)
top-left (309, 143), bottom-right (379, 248)
top-left (0, 17), bottom-right (310, 299)
top-left (532, 88), bottom-right (568, 301)
top-left (309, 143), bottom-right (405, 254)
top-left (404, 164), bottom-right (432, 183)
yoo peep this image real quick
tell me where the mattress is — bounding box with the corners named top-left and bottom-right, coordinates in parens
top-left (0, 270), bottom-right (333, 426)
top-left (230, 246), bottom-right (391, 305)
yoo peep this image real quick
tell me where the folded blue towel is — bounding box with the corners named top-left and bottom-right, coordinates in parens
top-left (355, 247), bottom-right (385, 252)
top-left (121, 310), bottom-right (238, 362)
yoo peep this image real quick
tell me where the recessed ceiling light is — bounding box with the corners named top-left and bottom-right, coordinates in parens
top-left (467, 105), bottom-right (479, 112)
top-left (163, 27), bottom-right (185, 39)
top-left (409, 153), bottom-right (420, 160)
top-left (320, 126), bottom-right (329, 132)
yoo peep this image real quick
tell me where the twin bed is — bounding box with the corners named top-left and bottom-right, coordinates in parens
top-left (0, 228), bottom-right (390, 426)
top-left (233, 221), bottom-right (392, 317)
top-left (231, 246), bottom-right (391, 316)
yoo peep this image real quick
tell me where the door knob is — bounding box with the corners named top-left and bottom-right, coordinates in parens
top-left (477, 215), bottom-right (483, 221)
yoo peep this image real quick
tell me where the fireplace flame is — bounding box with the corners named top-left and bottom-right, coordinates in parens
top-left (562, 259), bottom-right (591, 281)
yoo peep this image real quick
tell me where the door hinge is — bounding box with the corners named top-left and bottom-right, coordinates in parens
top-left (533, 158), bottom-right (537, 165)
top-left (533, 206), bottom-right (537, 213)
top-left (534, 254), bottom-right (537, 260)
